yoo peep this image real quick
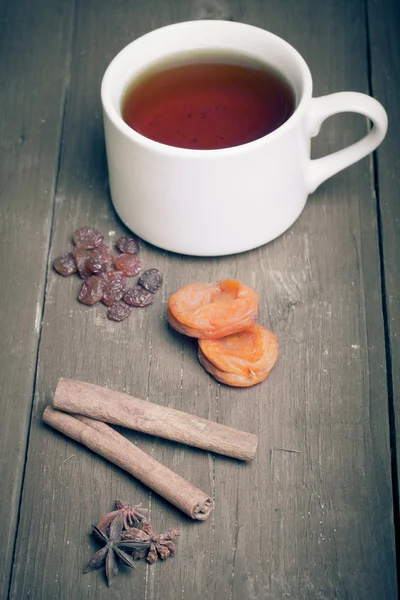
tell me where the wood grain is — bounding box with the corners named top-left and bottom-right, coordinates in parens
top-left (0, 0), bottom-right (74, 597)
top-left (367, 0), bottom-right (400, 512)
top-left (7, 0), bottom-right (398, 599)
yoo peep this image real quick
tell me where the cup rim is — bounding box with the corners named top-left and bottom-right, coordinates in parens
top-left (101, 20), bottom-right (313, 157)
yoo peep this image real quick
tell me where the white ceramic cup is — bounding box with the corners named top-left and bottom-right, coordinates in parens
top-left (101, 20), bottom-right (388, 256)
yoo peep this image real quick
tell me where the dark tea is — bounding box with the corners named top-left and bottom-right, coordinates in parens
top-left (121, 50), bottom-right (296, 150)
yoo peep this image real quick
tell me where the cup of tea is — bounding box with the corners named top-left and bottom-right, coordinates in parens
top-left (101, 20), bottom-right (387, 256)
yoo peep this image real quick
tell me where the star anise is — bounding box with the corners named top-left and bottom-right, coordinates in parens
top-left (96, 500), bottom-right (148, 534)
top-left (84, 513), bottom-right (150, 586)
top-left (121, 522), bottom-right (181, 564)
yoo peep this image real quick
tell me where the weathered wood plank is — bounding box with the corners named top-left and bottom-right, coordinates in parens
top-left (208, 0), bottom-right (397, 594)
top-left (367, 0), bottom-right (400, 512)
top-left (10, 0), bottom-right (397, 599)
top-left (0, 0), bottom-right (74, 597)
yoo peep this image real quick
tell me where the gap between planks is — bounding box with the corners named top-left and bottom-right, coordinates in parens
top-left (364, 0), bottom-right (400, 588)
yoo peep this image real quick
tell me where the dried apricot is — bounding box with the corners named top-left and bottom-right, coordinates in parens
top-left (116, 235), bottom-right (140, 254)
top-left (138, 268), bottom-right (163, 294)
top-left (167, 279), bottom-right (259, 339)
top-left (101, 271), bottom-right (127, 306)
top-left (114, 253), bottom-right (143, 277)
top-left (78, 276), bottom-right (103, 305)
top-left (53, 252), bottom-right (77, 276)
top-left (198, 324), bottom-right (278, 387)
top-left (107, 301), bottom-right (132, 322)
top-left (73, 226), bottom-right (104, 249)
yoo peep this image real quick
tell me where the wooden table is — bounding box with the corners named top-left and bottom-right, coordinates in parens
top-left (1, 0), bottom-right (399, 598)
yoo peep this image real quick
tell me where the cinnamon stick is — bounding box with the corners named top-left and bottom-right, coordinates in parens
top-left (43, 406), bottom-right (213, 520)
top-left (53, 378), bottom-right (258, 461)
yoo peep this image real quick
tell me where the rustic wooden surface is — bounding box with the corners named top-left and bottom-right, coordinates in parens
top-left (1, 0), bottom-right (398, 598)
top-left (367, 0), bottom-right (400, 528)
top-left (0, 0), bottom-right (75, 597)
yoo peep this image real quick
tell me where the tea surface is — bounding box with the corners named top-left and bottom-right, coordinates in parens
top-left (121, 50), bottom-right (295, 150)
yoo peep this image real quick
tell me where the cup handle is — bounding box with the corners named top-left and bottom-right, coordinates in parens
top-left (306, 92), bottom-right (388, 193)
